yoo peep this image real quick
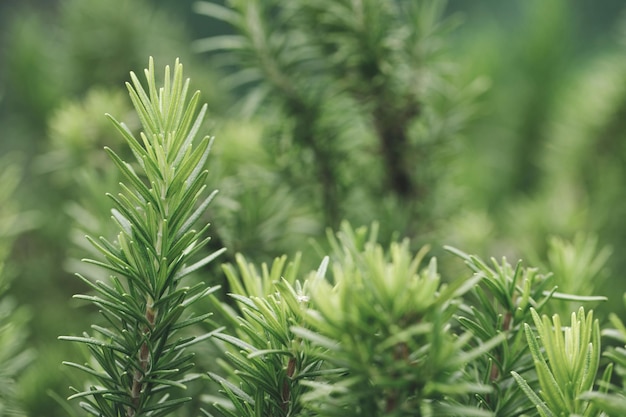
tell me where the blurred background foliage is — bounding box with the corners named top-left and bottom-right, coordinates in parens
top-left (1, 0), bottom-right (626, 415)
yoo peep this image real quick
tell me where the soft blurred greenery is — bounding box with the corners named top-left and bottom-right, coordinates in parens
top-left (1, 0), bottom-right (626, 416)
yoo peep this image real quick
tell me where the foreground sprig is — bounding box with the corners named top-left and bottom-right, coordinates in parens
top-left (60, 58), bottom-right (224, 417)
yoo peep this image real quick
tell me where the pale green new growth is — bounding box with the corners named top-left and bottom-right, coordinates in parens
top-left (293, 223), bottom-right (497, 417)
top-left (513, 307), bottom-right (609, 417)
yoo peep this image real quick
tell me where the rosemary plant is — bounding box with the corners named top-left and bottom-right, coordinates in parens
top-left (204, 223), bottom-right (501, 416)
top-left (193, 0), bottom-right (472, 234)
top-left (194, 0), bottom-right (344, 226)
top-left (203, 222), bottom-right (623, 417)
top-left (51, 55), bottom-right (624, 417)
top-left (448, 248), bottom-right (556, 416)
top-left (60, 58), bottom-right (224, 417)
top-left (448, 241), bottom-right (609, 416)
top-left (294, 223), bottom-right (500, 417)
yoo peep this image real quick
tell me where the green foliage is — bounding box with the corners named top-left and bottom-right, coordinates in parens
top-left (202, 223), bottom-right (504, 417)
top-left (4, 1), bottom-right (626, 417)
top-left (56, 52), bottom-right (626, 417)
top-left (450, 0), bottom-right (626, 310)
top-left (581, 296), bottom-right (626, 414)
top-left (0, 295), bottom-right (32, 417)
top-left (512, 308), bottom-right (609, 417)
top-left (203, 253), bottom-right (322, 417)
top-left (42, 89), bottom-right (139, 282)
top-left (542, 235), bottom-right (612, 318)
top-left (196, 227), bottom-right (624, 417)
top-left (207, 143), bottom-right (321, 262)
top-left (0, 158), bottom-right (35, 416)
top-left (294, 223), bottom-right (499, 417)
top-left (193, 0), bottom-right (479, 241)
top-left (43, 88), bottom-right (135, 179)
top-left (60, 59), bottom-right (224, 417)
top-left (0, 3), bottom-right (227, 413)
top-left (450, 248), bottom-right (556, 416)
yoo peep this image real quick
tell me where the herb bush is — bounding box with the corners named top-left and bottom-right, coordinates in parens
top-left (55, 57), bottom-right (625, 417)
top-left (2, 1), bottom-right (626, 416)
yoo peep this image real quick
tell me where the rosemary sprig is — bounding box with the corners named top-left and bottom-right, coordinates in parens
top-left (60, 58), bottom-right (224, 417)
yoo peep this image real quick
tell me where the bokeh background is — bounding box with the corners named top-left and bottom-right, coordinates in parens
top-left (1, 0), bottom-right (626, 415)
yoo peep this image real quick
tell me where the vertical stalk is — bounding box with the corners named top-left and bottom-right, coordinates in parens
top-left (129, 298), bottom-right (156, 416)
top-left (281, 356), bottom-right (297, 413)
